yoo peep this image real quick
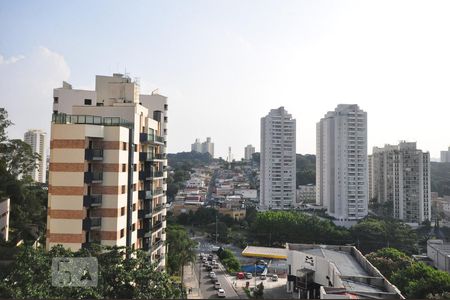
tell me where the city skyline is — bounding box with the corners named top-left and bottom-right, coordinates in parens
top-left (2, 1), bottom-right (450, 159)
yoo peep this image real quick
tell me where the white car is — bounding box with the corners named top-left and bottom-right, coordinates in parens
top-left (272, 274), bottom-right (279, 281)
top-left (217, 288), bottom-right (226, 298)
top-left (209, 271), bottom-right (216, 278)
top-left (214, 282), bottom-right (221, 289)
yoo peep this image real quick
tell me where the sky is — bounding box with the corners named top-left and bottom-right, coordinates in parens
top-left (1, 0), bottom-right (450, 160)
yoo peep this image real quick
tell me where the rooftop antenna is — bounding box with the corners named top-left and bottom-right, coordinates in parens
top-left (151, 88), bottom-right (159, 95)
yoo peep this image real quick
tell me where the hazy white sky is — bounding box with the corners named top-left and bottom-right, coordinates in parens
top-left (1, 1), bottom-right (450, 159)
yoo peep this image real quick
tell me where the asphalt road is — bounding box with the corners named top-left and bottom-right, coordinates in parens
top-left (193, 239), bottom-right (240, 299)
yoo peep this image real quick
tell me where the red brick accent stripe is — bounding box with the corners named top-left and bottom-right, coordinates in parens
top-left (48, 233), bottom-right (84, 243)
top-left (49, 209), bottom-right (85, 219)
top-left (91, 208), bottom-right (120, 218)
top-left (51, 140), bottom-right (85, 149)
top-left (103, 164), bottom-right (122, 172)
top-left (50, 163), bottom-right (85, 172)
top-left (99, 231), bottom-right (119, 240)
top-left (49, 185), bottom-right (84, 195)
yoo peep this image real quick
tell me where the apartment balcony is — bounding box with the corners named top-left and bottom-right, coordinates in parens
top-left (85, 149), bottom-right (103, 161)
top-left (152, 238), bottom-right (163, 250)
top-left (152, 187), bottom-right (164, 198)
top-left (83, 195), bottom-right (102, 207)
top-left (138, 207), bottom-right (152, 219)
top-left (140, 133), bottom-right (165, 145)
top-left (152, 203), bottom-right (165, 214)
top-left (152, 221), bottom-right (163, 232)
top-left (139, 152), bottom-right (166, 162)
top-left (154, 254), bottom-right (165, 265)
top-left (151, 170), bottom-right (164, 178)
top-left (138, 190), bottom-right (152, 200)
top-left (84, 171), bottom-right (103, 184)
top-left (83, 217), bottom-right (102, 231)
top-left (139, 170), bottom-right (151, 181)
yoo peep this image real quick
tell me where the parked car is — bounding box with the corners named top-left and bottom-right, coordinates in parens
top-left (206, 265), bottom-right (213, 271)
top-left (213, 262), bottom-right (219, 269)
top-left (217, 288), bottom-right (226, 298)
top-left (214, 282), bottom-right (221, 290)
top-left (209, 271), bottom-right (216, 278)
top-left (211, 275), bottom-right (218, 283)
top-left (272, 274), bottom-right (278, 281)
top-left (236, 272), bottom-right (245, 279)
top-left (260, 274), bottom-right (266, 280)
top-left (245, 272), bottom-right (253, 279)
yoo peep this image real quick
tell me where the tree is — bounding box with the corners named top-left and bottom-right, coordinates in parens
top-left (166, 225), bottom-right (196, 287)
top-left (390, 262), bottom-right (450, 299)
top-left (366, 247), bottom-right (413, 278)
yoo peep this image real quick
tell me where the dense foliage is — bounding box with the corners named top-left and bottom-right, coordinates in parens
top-left (0, 108), bottom-right (47, 244)
top-left (167, 151), bottom-right (212, 170)
top-left (0, 245), bottom-right (182, 299)
top-left (249, 211), bottom-right (351, 246)
top-left (217, 248), bottom-right (241, 273)
top-left (166, 224), bottom-right (197, 280)
top-left (296, 154), bottom-right (316, 185)
top-left (367, 247), bottom-right (450, 299)
top-left (431, 162), bottom-right (450, 197)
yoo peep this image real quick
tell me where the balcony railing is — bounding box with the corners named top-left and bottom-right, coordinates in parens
top-left (140, 152), bottom-right (167, 162)
top-left (84, 172), bottom-right (103, 183)
top-left (138, 207), bottom-right (152, 219)
top-left (138, 190), bottom-right (152, 200)
top-left (83, 217), bottom-right (102, 231)
top-left (139, 170), bottom-right (151, 181)
top-left (152, 238), bottom-right (163, 250)
top-left (151, 170), bottom-right (164, 178)
top-left (152, 221), bottom-right (163, 232)
top-left (85, 149), bottom-right (103, 161)
top-left (140, 133), bottom-right (165, 144)
top-left (153, 203), bottom-right (165, 214)
top-left (83, 195), bottom-right (102, 207)
top-left (152, 187), bottom-right (164, 197)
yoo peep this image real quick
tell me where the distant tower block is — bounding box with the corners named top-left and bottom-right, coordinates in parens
top-left (228, 147), bottom-right (232, 162)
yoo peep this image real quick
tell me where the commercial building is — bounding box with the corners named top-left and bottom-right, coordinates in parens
top-left (441, 148), bottom-right (450, 163)
top-left (0, 198), bottom-right (10, 241)
top-left (296, 184), bottom-right (316, 205)
top-left (242, 244), bottom-right (404, 299)
top-left (316, 104), bottom-right (368, 220)
top-left (47, 74), bottom-right (167, 268)
top-left (370, 142), bottom-right (431, 223)
top-left (24, 129), bottom-right (47, 183)
top-left (244, 144), bottom-right (255, 161)
top-left (427, 240), bottom-right (450, 273)
top-left (260, 107), bottom-right (296, 210)
top-left (191, 137), bottom-right (214, 157)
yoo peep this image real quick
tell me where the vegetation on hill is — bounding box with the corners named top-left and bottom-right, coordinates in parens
top-left (431, 162), bottom-right (450, 196)
top-left (167, 151), bottom-right (212, 170)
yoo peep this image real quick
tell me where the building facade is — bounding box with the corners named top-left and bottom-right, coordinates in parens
top-left (47, 74), bottom-right (167, 269)
top-left (296, 184), bottom-right (316, 205)
top-left (0, 198), bottom-right (10, 241)
top-left (316, 104), bottom-right (368, 220)
top-left (24, 129), bottom-right (47, 183)
top-left (441, 148), bottom-right (450, 162)
top-left (260, 107), bottom-right (296, 210)
top-left (191, 138), bottom-right (202, 153)
top-left (191, 137), bottom-right (214, 157)
top-left (370, 142), bottom-right (431, 223)
top-left (244, 144), bottom-right (255, 161)
top-left (427, 240), bottom-right (450, 273)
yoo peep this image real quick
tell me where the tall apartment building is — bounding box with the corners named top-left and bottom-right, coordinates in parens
top-left (47, 74), bottom-right (168, 269)
top-left (202, 137), bottom-right (214, 157)
top-left (191, 137), bottom-right (214, 157)
top-left (316, 104), bottom-right (368, 220)
top-left (244, 144), bottom-right (255, 161)
top-left (191, 138), bottom-right (202, 152)
top-left (370, 142), bottom-right (431, 223)
top-left (441, 147), bottom-right (450, 162)
top-left (24, 129), bottom-right (47, 183)
top-left (260, 107), bottom-right (296, 210)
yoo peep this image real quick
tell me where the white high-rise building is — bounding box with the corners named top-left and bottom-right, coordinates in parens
top-left (24, 129), bottom-right (47, 183)
top-left (370, 142), bottom-right (431, 223)
top-left (440, 148), bottom-right (450, 162)
top-left (244, 144), bottom-right (255, 161)
top-left (260, 107), bottom-right (296, 210)
top-left (191, 138), bottom-right (202, 153)
top-left (202, 137), bottom-right (214, 157)
top-left (316, 104), bottom-right (368, 220)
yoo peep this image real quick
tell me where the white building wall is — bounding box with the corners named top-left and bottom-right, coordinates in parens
top-left (0, 198), bottom-right (9, 241)
top-left (244, 144), bottom-right (255, 160)
top-left (24, 129), bottom-right (47, 183)
top-left (260, 107), bottom-right (296, 210)
top-left (316, 104), bottom-right (368, 220)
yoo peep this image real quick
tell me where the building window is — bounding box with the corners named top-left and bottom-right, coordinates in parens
top-left (121, 185), bottom-right (126, 194)
top-left (134, 144), bottom-right (138, 152)
top-left (122, 164), bottom-right (126, 172)
top-left (84, 99), bottom-right (92, 105)
top-left (133, 184), bottom-right (137, 191)
top-left (121, 207), bottom-right (125, 216)
top-left (122, 142), bottom-right (127, 151)
top-left (133, 164), bottom-right (137, 171)
top-left (164, 104), bottom-right (168, 110)
top-left (132, 223), bottom-right (136, 231)
top-left (53, 97), bottom-right (59, 103)
top-left (133, 203), bottom-right (136, 211)
top-left (120, 229), bottom-right (125, 238)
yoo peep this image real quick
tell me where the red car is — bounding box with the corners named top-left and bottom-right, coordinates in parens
top-left (236, 272), bottom-right (245, 279)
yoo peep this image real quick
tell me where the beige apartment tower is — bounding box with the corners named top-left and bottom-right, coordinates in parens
top-left (47, 74), bottom-right (168, 269)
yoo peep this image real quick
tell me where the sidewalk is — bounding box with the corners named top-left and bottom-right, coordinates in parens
top-left (184, 263), bottom-right (202, 299)
top-left (222, 272), bottom-right (248, 299)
